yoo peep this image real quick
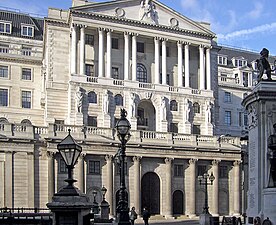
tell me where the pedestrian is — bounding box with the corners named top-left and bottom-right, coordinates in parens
top-left (142, 207), bottom-right (150, 225)
top-left (129, 206), bottom-right (138, 225)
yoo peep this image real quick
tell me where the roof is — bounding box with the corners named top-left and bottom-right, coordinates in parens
top-left (0, 9), bottom-right (44, 40)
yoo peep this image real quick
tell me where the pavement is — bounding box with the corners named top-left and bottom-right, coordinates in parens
top-left (134, 217), bottom-right (200, 225)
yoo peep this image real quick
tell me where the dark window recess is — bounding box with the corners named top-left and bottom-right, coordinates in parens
top-left (88, 160), bottom-right (100, 174)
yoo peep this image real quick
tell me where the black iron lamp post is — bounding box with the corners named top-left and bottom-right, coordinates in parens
top-left (92, 189), bottom-right (99, 214)
top-left (56, 129), bottom-right (82, 196)
top-left (198, 172), bottom-right (215, 214)
top-left (115, 109), bottom-right (131, 225)
top-left (101, 186), bottom-right (107, 202)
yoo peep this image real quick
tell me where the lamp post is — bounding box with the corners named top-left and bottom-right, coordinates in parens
top-left (92, 189), bottom-right (99, 214)
top-left (115, 109), bottom-right (131, 225)
top-left (198, 172), bottom-right (215, 214)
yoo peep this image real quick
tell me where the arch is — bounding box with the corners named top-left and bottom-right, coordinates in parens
top-left (21, 119), bottom-right (32, 125)
top-left (87, 187), bottom-right (102, 203)
top-left (137, 100), bottom-right (156, 131)
top-left (114, 94), bottom-right (123, 106)
top-left (170, 100), bottom-right (178, 111)
top-left (141, 172), bottom-right (160, 215)
top-left (193, 102), bottom-right (200, 114)
top-left (173, 190), bottom-right (184, 215)
top-left (0, 117), bottom-right (9, 123)
top-left (137, 63), bottom-right (147, 83)
top-left (88, 91), bottom-right (97, 104)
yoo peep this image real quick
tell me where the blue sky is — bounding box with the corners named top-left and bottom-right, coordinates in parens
top-left (1, 0), bottom-right (276, 55)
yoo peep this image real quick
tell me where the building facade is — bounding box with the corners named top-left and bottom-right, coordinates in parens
top-left (0, 0), bottom-right (246, 218)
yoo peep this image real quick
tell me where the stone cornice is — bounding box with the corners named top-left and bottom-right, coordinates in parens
top-left (71, 10), bottom-right (215, 40)
top-left (45, 18), bottom-right (70, 28)
top-left (0, 55), bottom-right (42, 66)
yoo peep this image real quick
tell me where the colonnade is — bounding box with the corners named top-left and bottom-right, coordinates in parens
top-left (70, 24), bottom-right (212, 90)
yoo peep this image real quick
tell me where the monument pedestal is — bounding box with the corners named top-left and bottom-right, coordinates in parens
top-left (130, 117), bottom-right (137, 131)
top-left (75, 113), bottom-right (83, 126)
top-left (161, 121), bottom-right (168, 132)
top-left (101, 114), bottom-right (111, 128)
top-left (183, 122), bottom-right (192, 134)
top-left (203, 123), bottom-right (213, 136)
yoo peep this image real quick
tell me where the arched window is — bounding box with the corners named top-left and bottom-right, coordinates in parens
top-left (170, 100), bottom-right (178, 111)
top-left (137, 63), bottom-right (147, 83)
top-left (193, 102), bottom-right (200, 114)
top-left (21, 119), bottom-right (32, 125)
top-left (115, 94), bottom-right (123, 106)
top-left (0, 117), bottom-right (8, 131)
top-left (88, 91), bottom-right (97, 104)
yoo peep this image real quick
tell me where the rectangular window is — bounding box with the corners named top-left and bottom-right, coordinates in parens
top-left (169, 123), bottom-right (178, 133)
top-left (197, 165), bottom-right (207, 176)
top-left (0, 89), bottom-right (8, 106)
top-left (22, 68), bottom-right (32, 80)
top-left (219, 166), bottom-right (228, 178)
top-left (112, 38), bottom-right (119, 49)
top-left (88, 116), bottom-right (97, 127)
top-left (21, 90), bottom-right (31, 108)
top-left (88, 160), bottom-right (100, 174)
top-left (59, 158), bottom-right (67, 173)
top-left (239, 112), bottom-right (242, 127)
top-left (85, 34), bottom-right (94, 45)
top-left (0, 44), bottom-right (9, 54)
top-left (21, 25), bottom-right (34, 37)
top-left (166, 74), bottom-right (170, 85)
top-left (116, 162), bottom-right (127, 175)
top-left (22, 47), bottom-right (32, 56)
top-left (192, 125), bottom-right (201, 135)
top-left (112, 67), bottom-right (119, 79)
top-left (85, 64), bottom-right (94, 77)
top-left (218, 56), bottom-right (227, 65)
top-left (244, 113), bottom-right (248, 126)
top-left (0, 65), bottom-right (8, 78)
top-left (166, 46), bottom-right (170, 57)
top-left (225, 111), bottom-right (231, 126)
top-left (137, 42), bottom-right (144, 53)
top-left (0, 22), bottom-right (11, 34)
top-left (224, 92), bottom-right (231, 103)
top-left (174, 164), bottom-right (184, 177)
top-left (243, 72), bottom-right (249, 87)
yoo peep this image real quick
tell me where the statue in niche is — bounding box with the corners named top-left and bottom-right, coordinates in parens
top-left (267, 123), bottom-right (276, 187)
top-left (161, 97), bottom-right (167, 121)
top-left (76, 87), bottom-right (83, 113)
top-left (130, 93), bottom-right (137, 118)
top-left (103, 90), bottom-right (110, 115)
top-left (139, 0), bottom-right (158, 24)
top-left (184, 99), bottom-right (191, 123)
top-left (256, 48), bottom-right (273, 82)
top-left (205, 101), bottom-right (212, 124)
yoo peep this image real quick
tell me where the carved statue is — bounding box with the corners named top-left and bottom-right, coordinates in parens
top-left (256, 48), bottom-right (272, 82)
top-left (130, 93), bottom-right (136, 118)
top-left (184, 99), bottom-right (191, 123)
top-left (205, 101), bottom-right (212, 124)
top-left (139, 0), bottom-right (158, 24)
top-left (76, 87), bottom-right (83, 113)
top-left (103, 90), bottom-right (110, 115)
top-left (161, 97), bottom-right (167, 121)
top-left (267, 123), bottom-right (276, 187)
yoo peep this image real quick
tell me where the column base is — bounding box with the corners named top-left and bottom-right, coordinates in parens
top-left (188, 214), bottom-right (197, 218)
top-left (165, 215), bottom-right (174, 219)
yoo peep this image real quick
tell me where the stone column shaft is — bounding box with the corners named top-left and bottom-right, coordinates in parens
top-left (162, 40), bottom-right (167, 85)
top-left (106, 30), bottom-right (112, 78)
top-left (187, 159), bottom-right (196, 217)
top-left (5, 152), bottom-right (13, 207)
top-left (98, 28), bottom-right (104, 78)
top-left (79, 26), bottom-right (85, 75)
top-left (233, 161), bottom-right (241, 215)
top-left (78, 154), bottom-right (85, 193)
top-left (212, 160), bottom-right (219, 216)
top-left (206, 48), bottom-right (211, 90)
top-left (27, 152), bottom-right (34, 207)
top-left (177, 42), bottom-right (183, 87)
top-left (105, 155), bottom-right (114, 216)
top-left (47, 152), bottom-right (55, 202)
top-left (124, 33), bottom-right (130, 80)
top-left (71, 25), bottom-right (77, 74)
top-left (165, 158), bottom-right (173, 217)
top-left (184, 44), bottom-right (190, 88)
top-left (133, 156), bottom-right (141, 215)
top-left (132, 35), bottom-right (137, 81)
top-left (199, 45), bottom-right (205, 90)
top-left (154, 38), bottom-right (160, 84)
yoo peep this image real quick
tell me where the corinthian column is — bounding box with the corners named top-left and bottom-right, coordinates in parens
top-left (124, 32), bottom-right (130, 80)
top-left (133, 156), bottom-right (141, 215)
top-left (162, 39), bottom-right (167, 85)
top-left (98, 28), bottom-right (104, 77)
top-left (132, 34), bottom-right (137, 81)
top-left (154, 37), bottom-right (160, 84)
top-left (206, 47), bottom-right (211, 90)
top-left (165, 158), bottom-right (173, 218)
top-left (212, 160), bottom-right (220, 216)
top-left (177, 41), bottom-right (183, 87)
top-left (199, 45), bottom-right (205, 90)
top-left (184, 43), bottom-right (190, 88)
top-left (70, 24), bottom-right (77, 74)
top-left (187, 158), bottom-right (197, 217)
top-left (27, 152), bottom-right (34, 207)
top-left (105, 155), bottom-right (114, 216)
top-left (233, 161), bottom-right (241, 215)
top-left (79, 25), bottom-right (86, 75)
top-left (106, 30), bottom-right (112, 78)
top-left (47, 151), bottom-right (55, 202)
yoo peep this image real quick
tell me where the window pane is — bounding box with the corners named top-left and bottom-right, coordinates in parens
top-left (22, 91), bottom-right (31, 108)
top-left (225, 111), bottom-right (231, 125)
top-left (0, 89), bottom-right (8, 106)
top-left (22, 68), bottom-right (32, 80)
top-left (137, 63), bottom-right (147, 83)
top-left (137, 42), bottom-right (144, 53)
top-left (88, 161), bottom-right (100, 174)
top-left (88, 116), bottom-right (97, 127)
top-left (174, 164), bottom-right (184, 177)
top-left (88, 91), bottom-right (97, 104)
top-left (112, 67), bottom-right (119, 79)
top-left (0, 66), bottom-right (8, 78)
top-left (85, 34), bottom-right (94, 45)
top-left (85, 64), bottom-right (95, 77)
top-left (112, 38), bottom-right (119, 49)
top-left (224, 92), bottom-right (231, 103)
top-left (0, 23), bottom-right (4, 32)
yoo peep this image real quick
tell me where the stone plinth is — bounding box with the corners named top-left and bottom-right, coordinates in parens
top-left (161, 120), bottom-right (168, 132)
top-left (183, 122), bottom-right (192, 134)
top-left (129, 117), bottom-right (137, 131)
top-left (242, 81), bottom-right (276, 224)
top-left (75, 113), bottom-right (83, 125)
top-left (199, 213), bottom-right (212, 225)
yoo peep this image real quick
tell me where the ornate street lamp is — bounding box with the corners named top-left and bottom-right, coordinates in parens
top-left (198, 172), bottom-right (215, 214)
top-left (115, 108), bottom-right (131, 225)
top-left (56, 129), bottom-right (82, 196)
top-left (101, 186), bottom-right (107, 202)
top-left (92, 189), bottom-right (99, 214)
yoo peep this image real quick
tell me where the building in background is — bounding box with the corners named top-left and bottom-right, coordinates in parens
top-left (3, 0), bottom-right (276, 218)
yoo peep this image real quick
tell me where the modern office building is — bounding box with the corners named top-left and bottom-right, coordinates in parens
top-left (3, 0), bottom-right (276, 218)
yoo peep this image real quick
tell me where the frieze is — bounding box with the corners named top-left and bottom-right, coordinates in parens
top-left (248, 104), bottom-right (258, 129)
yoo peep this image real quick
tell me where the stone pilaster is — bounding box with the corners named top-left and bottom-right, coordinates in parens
top-left (106, 30), bottom-right (112, 78)
top-left (164, 157), bottom-right (173, 218)
top-left (132, 34), bottom-right (137, 81)
top-left (27, 152), bottom-right (34, 207)
top-left (133, 156), bottom-right (141, 215)
top-left (187, 158), bottom-right (197, 217)
top-left (78, 153), bottom-right (85, 193)
top-left (105, 155), bottom-right (114, 216)
top-left (233, 160), bottom-right (241, 216)
top-left (161, 39), bottom-right (167, 85)
top-left (70, 24), bottom-right (77, 74)
top-left (177, 41), bottom-right (183, 87)
top-left (184, 43), bottom-right (190, 88)
top-left (206, 47), bottom-right (211, 90)
top-left (199, 45), bottom-right (205, 90)
top-left (98, 28), bottom-right (104, 77)
top-left (47, 151), bottom-right (55, 202)
top-left (154, 37), bottom-right (160, 84)
top-left (79, 25), bottom-right (86, 75)
top-left (211, 160), bottom-right (220, 216)
top-left (5, 151), bottom-right (13, 207)
top-left (124, 32), bottom-right (130, 80)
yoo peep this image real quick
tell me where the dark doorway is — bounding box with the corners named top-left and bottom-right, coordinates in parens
top-left (173, 190), bottom-right (184, 215)
top-left (141, 172), bottom-right (160, 215)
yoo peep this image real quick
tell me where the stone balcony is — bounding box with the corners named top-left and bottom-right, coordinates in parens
top-left (0, 123), bottom-right (241, 151)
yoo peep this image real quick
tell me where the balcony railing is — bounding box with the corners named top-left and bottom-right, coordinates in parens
top-left (0, 123), bottom-right (241, 150)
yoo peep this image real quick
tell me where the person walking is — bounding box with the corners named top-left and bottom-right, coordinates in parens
top-left (142, 207), bottom-right (150, 225)
top-left (129, 206), bottom-right (138, 225)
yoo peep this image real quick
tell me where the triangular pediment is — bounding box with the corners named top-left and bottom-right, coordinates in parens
top-left (72, 0), bottom-right (214, 36)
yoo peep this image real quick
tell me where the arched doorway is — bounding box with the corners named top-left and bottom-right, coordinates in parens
top-left (173, 190), bottom-right (184, 215)
top-left (137, 100), bottom-right (156, 131)
top-left (141, 172), bottom-right (160, 215)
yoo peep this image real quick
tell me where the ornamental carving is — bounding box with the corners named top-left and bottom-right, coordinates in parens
top-left (248, 105), bottom-right (258, 129)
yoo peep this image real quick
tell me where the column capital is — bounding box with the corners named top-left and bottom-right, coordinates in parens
top-left (189, 158), bottom-right (198, 164)
top-left (184, 42), bottom-right (191, 45)
top-left (177, 40), bottom-right (184, 45)
top-left (133, 156), bottom-right (142, 162)
top-left (154, 36), bottom-right (162, 41)
top-left (131, 33), bottom-right (139, 37)
top-left (233, 160), bottom-right (241, 166)
top-left (124, 31), bottom-right (131, 36)
top-left (165, 157), bottom-right (173, 164)
top-left (98, 27), bottom-right (105, 32)
top-left (212, 159), bottom-right (221, 166)
top-left (105, 28), bottom-right (114, 32)
top-left (80, 153), bottom-right (86, 159)
top-left (47, 151), bottom-right (55, 159)
top-left (105, 154), bottom-right (113, 161)
top-left (161, 38), bottom-right (168, 42)
top-left (79, 24), bottom-right (87, 29)
top-left (199, 44), bottom-right (205, 49)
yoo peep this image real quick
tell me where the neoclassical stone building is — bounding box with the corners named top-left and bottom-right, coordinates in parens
top-left (0, 0), bottom-right (242, 218)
